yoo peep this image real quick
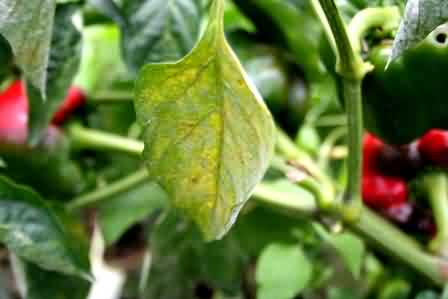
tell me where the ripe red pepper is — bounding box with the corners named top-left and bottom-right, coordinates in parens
top-left (362, 133), bottom-right (410, 210)
top-left (418, 129), bottom-right (448, 168)
top-left (362, 173), bottom-right (408, 209)
top-left (0, 80), bottom-right (28, 144)
top-left (52, 86), bottom-right (86, 125)
top-left (0, 80), bottom-right (85, 144)
top-left (363, 133), bottom-right (384, 174)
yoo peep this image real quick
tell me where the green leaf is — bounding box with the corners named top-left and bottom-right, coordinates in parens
top-left (0, 176), bottom-right (90, 278)
top-left (26, 4), bottom-right (82, 145)
top-left (134, 0), bottom-right (276, 240)
top-left (98, 182), bottom-right (168, 245)
top-left (142, 211), bottom-right (247, 298)
top-left (414, 291), bottom-right (439, 299)
top-left (0, 0), bottom-right (56, 95)
top-left (314, 225), bottom-right (365, 279)
top-left (256, 243), bottom-right (312, 299)
top-left (328, 233), bottom-right (364, 279)
top-left (92, 0), bottom-right (203, 71)
top-left (0, 127), bottom-right (85, 197)
top-left (74, 24), bottom-right (133, 96)
top-left (390, 0), bottom-right (448, 61)
top-left (12, 257), bottom-right (90, 299)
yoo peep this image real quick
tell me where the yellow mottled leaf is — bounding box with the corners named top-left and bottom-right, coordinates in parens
top-left (134, 0), bottom-right (275, 240)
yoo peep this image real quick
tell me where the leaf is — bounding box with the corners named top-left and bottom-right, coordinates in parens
top-left (74, 24), bottom-right (133, 96)
top-left (98, 182), bottom-right (168, 245)
top-left (328, 233), bottom-right (364, 279)
top-left (11, 256), bottom-right (90, 299)
top-left (0, 0), bottom-right (56, 95)
top-left (142, 211), bottom-right (247, 298)
top-left (390, 0), bottom-right (448, 61)
top-left (256, 243), bottom-right (312, 299)
top-left (0, 176), bottom-right (90, 278)
top-left (314, 225), bottom-right (365, 279)
top-left (26, 4), bottom-right (82, 145)
top-left (92, 0), bottom-right (203, 72)
top-left (134, 0), bottom-right (276, 240)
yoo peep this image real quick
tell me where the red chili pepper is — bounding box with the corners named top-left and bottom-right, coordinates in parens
top-left (0, 80), bottom-right (28, 143)
top-left (363, 133), bottom-right (384, 174)
top-left (418, 129), bottom-right (448, 168)
top-left (52, 86), bottom-right (86, 125)
top-left (0, 80), bottom-right (83, 144)
top-left (362, 173), bottom-right (408, 209)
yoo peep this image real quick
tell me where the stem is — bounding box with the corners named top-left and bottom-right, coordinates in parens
top-left (313, 0), bottom-right (371, 218)
top-left (353, 207), bottom-right (448, 285)
top-left (67, 168), bottom-right (149, 210)
top-left (348, 7), bottom-right (401, 55)
top-left (276, 129), bottom-right (325, 181)
top-left (252, 183), bottom-right (317, 217)
top-left (67, 123), bottom-right (144, 156)
top-left (316, 0), bottom-right (368, 79)
top-left (421, 172), bottom-right (448, 258)
top-left (318, 126), bottom-right (347, 169)
top-left (342, 78), bottom-right (363, 218)
top-left (88, 90), bottom-right (134, 104)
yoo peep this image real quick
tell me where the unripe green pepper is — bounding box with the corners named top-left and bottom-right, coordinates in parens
top-left (363, 23), bottom-right (448, 144)
top-left (321, 22), bottom-right (448, 144)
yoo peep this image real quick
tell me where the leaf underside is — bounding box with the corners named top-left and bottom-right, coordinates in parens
top-left (0, 0), bottom-right (56, 95)
top-left (390, 0), bottom-right (448, 61)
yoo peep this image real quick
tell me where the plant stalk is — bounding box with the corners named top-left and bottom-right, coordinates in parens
top-left (67, 168), bottom-right (149, 210)
top-left (421, 172), bottom-right (448, 258)
top-left (67, 122), bottom-right (144, 156)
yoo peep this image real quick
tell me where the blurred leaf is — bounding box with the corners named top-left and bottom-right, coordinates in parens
top-left (234, 206), bottom-right (313, 256)
top-left (327, 287), bottom-right (358, 299)
top-left (0, 176), bottom-right (90, 278)
top-left (98, 182), bottom-right (168, 245)
top-left (0, 127), bottom-right (85, 197)
top-left (92, 0), bottom-right (203, 72)
top-left (134, 0), bottom-right (275, 240)
top-left (232, 0), bottom-right (324, 77)
top-left (379, 279), bottom-right (411, 299)
top-left (142, 211), bottom-right (247, 298)
top-left (415, 291), bottom-right (439, 299)
top-left (12, 257), bottom-right (90, 299)
top-left (0, 0), bottom-right (56, 94)
top-left (74, 25), bottom-right (133, 95)
top-left (314, 225), bottom-right (365, 279)
top-left (256, 243), bottom-right (312, 299)
top-left (26, 3), bottom-right (82, 145)
top-left (390, 0), bottom-right (448, 62)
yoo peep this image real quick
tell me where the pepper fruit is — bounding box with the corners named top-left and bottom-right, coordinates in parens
top-left (363, 23), bottom-right (448, 144)
top-left (362, 134), bottom-right (409, 210)
top-left (362, 174), bottom-right (408, 209)
top-left (0, 80), bottom-right (85, 197)
top-left (52, 86), bottom-right (86, 125)
top-left (418, 129), bottom-right (448, 168)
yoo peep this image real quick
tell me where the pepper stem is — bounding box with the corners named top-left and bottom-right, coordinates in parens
top-left (421, 171), bottom-right (448, 258)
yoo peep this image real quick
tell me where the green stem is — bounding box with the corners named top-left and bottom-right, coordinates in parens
top-left (353, 207), bottom-right (448, 285)
top-left (341, 78), bottom-right (363, 218)
top-left (252, 183), bottom-right (317, 217)
top-left (314, 0), bottom-right (371, 218)
top-left (318, 126), bottom-right (347, 169)
top-left (67, 122), bottom-right (144, 156)
top-left (348, 7), bottom-right (401, 55)
top-left (67, 169), bottom-right (149, 210)
top-left (87, 90), bottom-right (134, 104)
top-left (421, 172), bottom-right (448, 258)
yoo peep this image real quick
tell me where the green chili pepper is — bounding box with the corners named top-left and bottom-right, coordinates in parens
top-left (363, 23), bottom-right (448, 144)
